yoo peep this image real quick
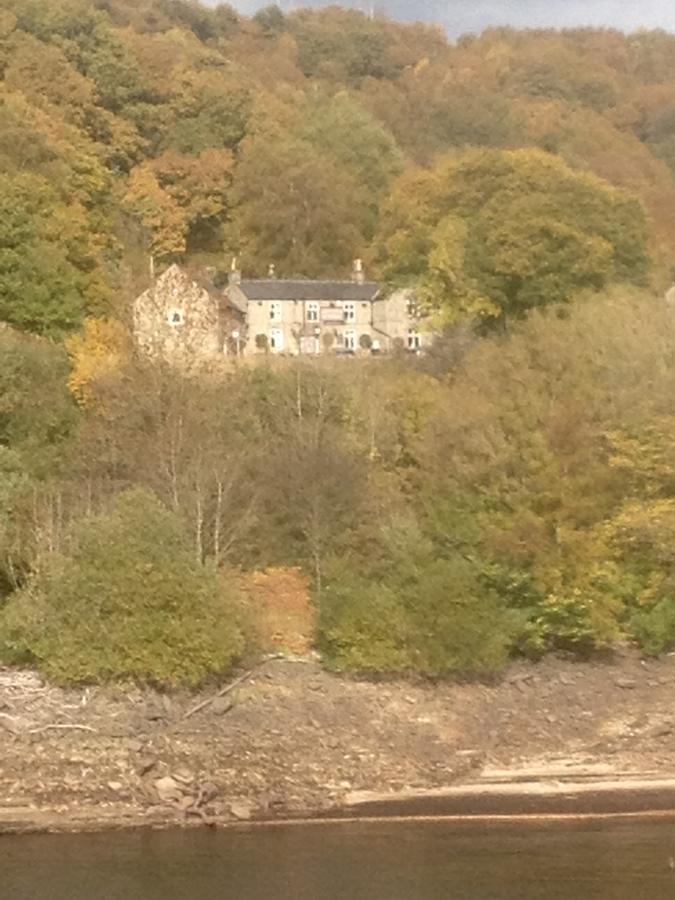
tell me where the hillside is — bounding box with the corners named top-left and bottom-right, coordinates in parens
top-left (2, 0), bottom-right (675, 335)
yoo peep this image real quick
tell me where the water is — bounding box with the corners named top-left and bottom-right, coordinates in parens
top-left (3, 818), bottom-right (675, 899)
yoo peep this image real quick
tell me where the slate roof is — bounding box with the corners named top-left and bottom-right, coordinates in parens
top-left (236, 279), bottom-right (381, 302)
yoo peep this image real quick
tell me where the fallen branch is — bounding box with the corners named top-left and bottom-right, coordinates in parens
top-left (183, 668), bottom-right (256, 720)
top-left (27, 724), bottom-right (98, 735)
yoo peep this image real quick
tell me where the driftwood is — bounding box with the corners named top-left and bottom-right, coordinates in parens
top-left (27, 723), bottom-right (98, 735)
top-left (183, 669), bottom-right (256, 720)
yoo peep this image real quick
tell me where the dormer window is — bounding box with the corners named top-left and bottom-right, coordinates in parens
top-left (167, 308), bottom-right (184, 327)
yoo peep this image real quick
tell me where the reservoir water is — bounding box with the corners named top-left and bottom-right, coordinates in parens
top-left (3, 818), bottom-right (675, 899)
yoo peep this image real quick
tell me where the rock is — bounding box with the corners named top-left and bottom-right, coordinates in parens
top-left (230, 802), bottom-right (253, 821)
top-left (127, 739), bottom-right (143, 753)
top-left (210, 697), bottom-right (234, 716)
top-left (650, 723), bottom-right (673, 738)
top-left (616, 678), bottom-right (638, 690)
top-left (0, 714), bottom-right (20, 735)
top-left (178, 795), bottom-right (196, 812)
top-left (173, 768), bottom-right (194, 786)
top-left (508, 672), bottom-right (533, 684)
top-left (155, 775), bottom-right (182, 804)
top-left (137, 756), bottom-right (158, 777)
top-left (144, 701), bottom-right (165, 721)
top-left (161, 695), bottom-right (173, 715)
top-left (107, 781), bottom-right (124, 792)
top-left (197, 781), bottom-right (219, 805)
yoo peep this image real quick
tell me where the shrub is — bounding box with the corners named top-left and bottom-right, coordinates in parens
top-left (630, 598), bottom-right (675, 655)
top-left (319, 553), bottom-right (516, 679)
top-left (0, 490), bottom-right (245, 687)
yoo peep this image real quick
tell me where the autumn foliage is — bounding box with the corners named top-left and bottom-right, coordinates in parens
top-left (3, 1), bottom-right (675, 335)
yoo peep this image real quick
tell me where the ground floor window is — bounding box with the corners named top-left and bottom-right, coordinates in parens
top-left (344, 330), bottom-right (357, 351)
top-left (270, 328), bottom-right (284, 352)
top-left (407, 329), bottom-right (421, 351)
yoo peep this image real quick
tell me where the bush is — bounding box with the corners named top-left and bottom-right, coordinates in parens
top-left (319, 552), bottom-right (516, 679)
top-left (0, 490), bottom-right (245, 687)
top-left (630, 599), bottom-right (675, 655)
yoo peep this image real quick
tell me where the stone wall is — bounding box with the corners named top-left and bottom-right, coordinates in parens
top-left (133, 265), bottom-right (223, 363)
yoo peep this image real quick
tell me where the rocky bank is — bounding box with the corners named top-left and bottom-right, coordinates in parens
top-left (2, 649), bottom-right (675, 833)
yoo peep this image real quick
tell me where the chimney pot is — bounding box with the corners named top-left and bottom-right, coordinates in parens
top-left (228, 256), bottom-right (241, 285)
top-left (352, 258), bottom-right (365, 285)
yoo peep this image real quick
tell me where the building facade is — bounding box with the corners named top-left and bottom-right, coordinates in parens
top-left (133, 261), bottom-right (430, 361)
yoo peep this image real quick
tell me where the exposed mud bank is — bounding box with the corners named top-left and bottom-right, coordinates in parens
top-left (2, 649), bottom-right (675, 834)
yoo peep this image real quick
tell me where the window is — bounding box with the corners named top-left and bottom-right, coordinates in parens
top-left (269, 328), bottom-right (284, 352)
top-left (406, 296), bottom-right (418, 317)
top-left (344, 330), bottom-right (356, 352)
top-left (307, 302), bottom-right (319, 322)
top-left (407, 329), bottom-right (421, 351)
top-left (269, 301), bottom-right (282, 322)
top-left (167, 308), bottom-right (184, 327)
top-left (343, 302), bottom-right (356, 323)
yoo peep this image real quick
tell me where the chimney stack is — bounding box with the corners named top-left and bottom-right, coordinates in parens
top-left (352, 258), bottom-right (365, 285)
top-left (228, 256), bottom-right (241, 285)
top-left (267, 263), bottom-right (277, 279)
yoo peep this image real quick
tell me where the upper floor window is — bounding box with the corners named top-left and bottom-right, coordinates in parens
top-left (269, 301), bottom-right (282, 322)
top-left (307, 302), bottom-right (319, 322)
top-left (343, 302), bottom-right (356, 323)
top-left (406, 296), bottom-right (419, 318)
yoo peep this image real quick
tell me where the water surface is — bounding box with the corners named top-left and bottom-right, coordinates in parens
top-left (4, 818), bottom-right (675, 899)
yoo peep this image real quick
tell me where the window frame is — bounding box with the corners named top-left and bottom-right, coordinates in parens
top-left (306, 301), bottom-right (320, 322)
top-left (343, 302), bottom-right (356, 323)
top-left (344, 329), bottom-right (357, 352)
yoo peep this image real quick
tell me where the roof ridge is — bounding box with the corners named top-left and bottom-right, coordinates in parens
top-left (240, 278), bottom-right (380, 285)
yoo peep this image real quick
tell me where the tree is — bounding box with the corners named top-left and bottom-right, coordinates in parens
top-left (0, 489), bottom-right (245, 686)
top-left (230, 132), bottom-right (368, 276)
top-left (376, 148), bottom-right (651, 328)
top-left (125, 148), bottom-right (235, 259)
top-left (65, 317), bottom-right (131, 407)
top-left (0, 172), bottom-right (108, 335)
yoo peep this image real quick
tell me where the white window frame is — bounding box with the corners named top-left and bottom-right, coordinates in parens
top-left (407, 329), bottom-right (421, 351)
top-left (269, 301), bottom-right (282, 322)
top-left (306, 302), bottom-right (319, 322)
top-left (344, 330), bottom-right (357, 352)
top-left (343, 302), bottom-right (356, 323)
top-left (269, 328), bottom-right (284, 352)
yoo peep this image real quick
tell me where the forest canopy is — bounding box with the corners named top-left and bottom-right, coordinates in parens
top-left (0, 0), bottom-right (675, 334)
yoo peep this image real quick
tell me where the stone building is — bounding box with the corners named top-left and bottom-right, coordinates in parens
top-left (133, 261), bottom-right (430, 361)
top-left (133, 264), bottom-right (244, 363)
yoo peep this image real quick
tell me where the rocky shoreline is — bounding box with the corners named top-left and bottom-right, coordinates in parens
top-left (3, 650), bottom-right (675, 834)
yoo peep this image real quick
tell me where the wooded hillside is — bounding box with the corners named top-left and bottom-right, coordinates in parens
top-left (1, 0), bottom-right (675, 335)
